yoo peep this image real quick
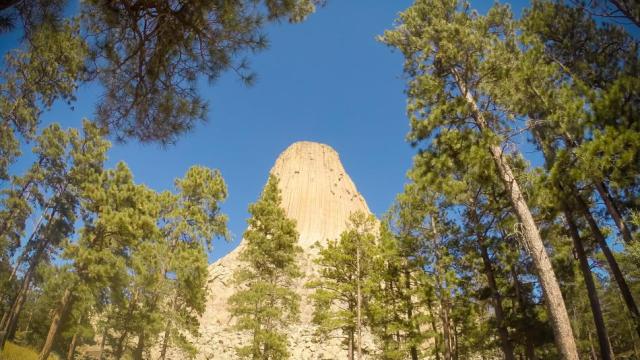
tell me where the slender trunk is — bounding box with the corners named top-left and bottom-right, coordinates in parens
top-left (564, 209), bottom-right (612, 359)
top-left (561, 132), bottom-right (634, 244)
top-left (348, 329), bottom-right (354, 360)
top-left (453, 321), bottom-right (459, 360)
top-left (1, 206), bottom-right (58, 349)
top-left (98, 326), bottom-right (107, 360)
top-left (133, 331), bottom-right (144, 360)
top-left (431, 218), bottom-right (452, 360)
top-left (441, 291), bottom-right (452, 360)
top-left (160, 321), bottom-right (171, 360)
top-left (7, 210), bottom-right (46, 283)
top-left (427, 299), bottom-right (441, 360)
top-left (453, 72), bottom-right (578, 360)
top-left (574, 192), bottom-right (640, 336)
top-left (594, 182), bottom-right (634, 243)
top-left (0, 265), bottom-right (34, 349)
top-left (512, 268), bottom-right (536, 360)
top-left (405, 268), bottom-right (418, 360)
top-left (114, 330), bottom-right (129, 360)
top-left (38, 287), bottom-right (72, 360)
top-left (22, 310), bottom-right (33, 334)
top-left (66, 330), bottom-right (78, 360)
top-left (356, 242), bottom-right (362, 360)
top-left (478, 239), bottom-right (515, 360)
top-left (160, 295), bottom-right (180, 360)
top-left (159, 319), bottom-right (171, 360)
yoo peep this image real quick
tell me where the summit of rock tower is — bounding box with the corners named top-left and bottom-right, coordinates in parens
top-left (174, 141), bottom-right (375, 359)
top-left (269, 141), bottom-right (371, 248)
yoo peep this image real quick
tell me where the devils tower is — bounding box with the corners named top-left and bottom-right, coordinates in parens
top-left (190, 141), bottom-right (373, 359)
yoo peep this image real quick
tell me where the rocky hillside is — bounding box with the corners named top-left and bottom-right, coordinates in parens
top-left (189, 141), bottom-right (374, 359)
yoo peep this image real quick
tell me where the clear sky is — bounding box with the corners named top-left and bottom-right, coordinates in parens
top-left (8, 0), bottom-right (535, 262)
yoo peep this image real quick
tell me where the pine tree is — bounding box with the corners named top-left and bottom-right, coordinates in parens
top-left (38, 162), bottom-right (157, 360)
top-left (0, 20), bottom-right (86, 180)
top-left (308, 211), bottom-right (377, 360)
top-left (0, 0), bottom-right (321, 146)
top-left (156, 166), bottom-right (228, 359)
top-left (1, 120), bottom-right (108, 351)
top-left (382, 2), bottom-right (579, 357)
top-left (228, 175), bottom-right (302, 359)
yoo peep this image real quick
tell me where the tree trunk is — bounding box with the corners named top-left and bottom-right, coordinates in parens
top-left (427, 299), bottom-right (441, 360)
top-left (431, 218), bottom-right (453, 360)
top-left (133, 331), bottom-right (144, 360)
top-left (512, 266), bottom-right (536, 360)
top-left (405, 268), bottom-right (419, 360)
top-left (560, 133), bottom-right (634, 244)
top-left (453, 71), bottom-right (579, 360)
top-left (66, 330), bottom-right (78, 360)
top-left (453, 321), bottom-right (459, 360)
top-left (348, 329), bottom-right (354, 360)
top-left (98, 326), bottom-right (107, 360)
top-left (1, 207), bottom-right (58, 350)
top-left (114, 330), bottom-right (129, 360)
top-left (574, 191), bottom-right (640, 336)
top-left (564, 209), bottom-right (612, 359)
top-left (478, 239), bottom-right (516, 360)
top-left (38, 287), bottom-right (72, 360)
top-left (0, 265), bottom-right (33, 349)
top-left (159, 320), bottom-right (171, 360)
top-left (356, 242), bottom-right (362, 360)
top-left (594, 181), bottom-right (633, 243)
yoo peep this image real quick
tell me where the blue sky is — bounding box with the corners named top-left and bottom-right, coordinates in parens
top-left (7, 0), bottom-right (536, 262)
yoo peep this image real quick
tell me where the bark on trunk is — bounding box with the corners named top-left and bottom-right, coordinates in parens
top-left (405, 268), bottom-right (419, 360)
top-left (564, 209), bottom-right (612, 359)
top-left (431, 218), bottom-right (453, 360)
top-left (159, 320), bottom-right (171, 360)
top-left (38, 287), bottom-right (72, 360)
top-left (427, 300), bottom-right (441, 360)
top-left (348, 329), bottom-right (354, 360)
top-left (574, 192), bottom-right (640, 336)
top-left (66, 330), bottom-right (78, 360)
top-left (114, 330), bottom-right (129, 360)
top-left (453, 71), bottom-right (578, 360)
top-left (594, 182), bottom-right (634, 244)
top-left (1, 206), bottom-right (58, 350)
top-left (0, 264), bottom-right (34, 349)
top-left (511, 269), bottom-right (536, 360)
top-left (478, 240), bottom-right (515, 360)
top-left (133, 331), bottom-right (144, 360)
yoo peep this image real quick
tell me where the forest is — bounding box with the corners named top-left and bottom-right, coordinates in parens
top-left (0, 0), bottom-right (638, 359)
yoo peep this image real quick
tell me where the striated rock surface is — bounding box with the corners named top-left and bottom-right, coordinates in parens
top-left (191, 141), bottom-right (374, 359)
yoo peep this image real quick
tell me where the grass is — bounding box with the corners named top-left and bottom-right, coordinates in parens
top-left (0, 341), bottom-right (59, 360)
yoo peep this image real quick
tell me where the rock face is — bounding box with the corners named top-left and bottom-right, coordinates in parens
top-left (192, 141), bottom-right (373, 359)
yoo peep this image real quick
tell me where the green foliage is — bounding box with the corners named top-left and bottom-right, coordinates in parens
top-left (308, 211), bottom-right (377, 356)
top-left (229, 175), bottom-right (302, 359)
top-left (0, 0), bottom-right (321, 150)
top-left (379, 0), bottom-right (640, 358)
top-left (0, 20), bottom-right (86, 179)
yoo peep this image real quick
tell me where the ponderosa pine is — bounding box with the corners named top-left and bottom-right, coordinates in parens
top-left (382, 1), bottom-right (579, 357)
top-left (228, 175), bottom-right (302, 359)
